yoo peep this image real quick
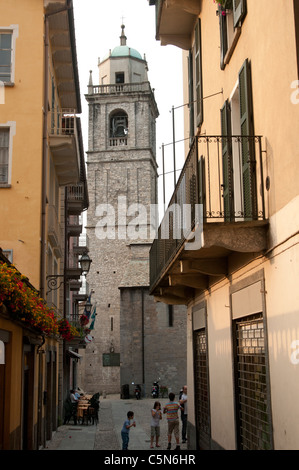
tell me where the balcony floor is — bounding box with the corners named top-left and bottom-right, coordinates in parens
top-left (151, 219), bottom-right (269, 305)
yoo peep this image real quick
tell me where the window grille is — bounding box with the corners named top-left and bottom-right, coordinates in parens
top-left (193, 328), bottom-right (210, 449)
top-left (234, 313), bottom-right (273, 449)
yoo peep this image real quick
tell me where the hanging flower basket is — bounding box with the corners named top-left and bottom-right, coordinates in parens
top-left (58, 318), bottom-right (79, 341)
top-left (0, 262), bottom-right (79, 341)
top-left (80, 313), bottom-right (89, 327)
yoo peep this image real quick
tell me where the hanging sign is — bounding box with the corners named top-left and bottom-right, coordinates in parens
top-left (84, 334), bottom-right (93, 344)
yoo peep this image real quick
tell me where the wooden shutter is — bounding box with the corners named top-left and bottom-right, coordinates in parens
top-left (219, 6), bottom-right (228, 69)
top-left (197, 156), bottom-right (206, 218)
top-left (194, 19), bottom-right (203, 127)
top-left (220, 101), bottom-right (234, 221)
top-left (238, 58), bottom-right (257, 219)
top-left (188, 50), bottom-right (194, 144)
top-left (233, 0), bottom-right (247, 28)
top-left (0, 128), bottom-right (9, 184)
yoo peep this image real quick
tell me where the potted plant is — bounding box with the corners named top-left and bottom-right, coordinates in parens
top-left (214, 0), bottom-right (233, 15)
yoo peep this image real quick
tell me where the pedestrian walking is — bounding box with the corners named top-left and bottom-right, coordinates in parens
top-left (163, 392), bottom-right (182, 450)
top-left (150, 401), bottom-right (162, 448)
top-left (179, 385), bottom-right (188, 443)
top-left (70, 389), bottom-right (78, 425)
top-left (121, 411), bottom-right (136, 450)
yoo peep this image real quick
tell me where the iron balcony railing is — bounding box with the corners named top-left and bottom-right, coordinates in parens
top-left (50, 108), bottom-right (79, 136)
top-left (67, 183), bottom-right (85, 202)
top-left (150, 135), bottom-right (266, 290)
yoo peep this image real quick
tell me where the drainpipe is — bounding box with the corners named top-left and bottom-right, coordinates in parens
top-left (40, 15), bottom-right (49, 299)
top-left (37, 11), bottom-right (50, 449)
top-left (141, 288), bottom-right (145, 388)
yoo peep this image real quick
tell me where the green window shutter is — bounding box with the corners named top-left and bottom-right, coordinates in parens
top-left (238, 58), bottom-right (257, 219)
top-left (220, 100), bottom-right (234, 221)
top-left (194, 19), bottom-right (203, 127)
top-left (0, 33), bottom-right (12, 82)
top-left (197, 156), bottom-right (206, 218)
top-left (219, 6), bottom-right (228, 69)
top-left (188, 50), bottom-right (194, 144)
top-left (233, 0), bottom-right (247, 28)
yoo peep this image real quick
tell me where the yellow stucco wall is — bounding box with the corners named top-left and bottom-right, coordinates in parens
top-left (182, 0), bottom-right (299, 450)
top-left (0, 315), bottom-right (23, 444)
top-left (183, 0), bottom-right (299, 217)
top-left (0, 0), bottom-right (45, 289)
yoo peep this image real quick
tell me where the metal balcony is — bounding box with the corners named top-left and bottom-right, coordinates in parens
top-left (48, 109), bottom-right (81, 185)
top-left (67, 183), bottom-right (86, 215)
top-left (149, 135), bottom-right (268, 304)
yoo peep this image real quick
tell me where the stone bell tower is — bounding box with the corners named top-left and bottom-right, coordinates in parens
top-left (82, 25), bottom-right (159, 394)
top-left (81, 26), bottom-right (186, 397)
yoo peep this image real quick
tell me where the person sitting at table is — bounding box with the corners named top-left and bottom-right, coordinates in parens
top-left (70, 389), bottom-right (78, 402)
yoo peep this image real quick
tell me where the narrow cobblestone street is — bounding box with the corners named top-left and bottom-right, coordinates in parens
top-left (44, 395), bottom-right (190, 452)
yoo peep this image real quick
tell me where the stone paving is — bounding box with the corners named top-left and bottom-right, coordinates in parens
top-left (44, 394), bottom-right (189, 451)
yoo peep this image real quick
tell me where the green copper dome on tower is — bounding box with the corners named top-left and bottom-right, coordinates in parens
top-left (102, 25), bottom-right (143, 62)
top-left (110, 45), bottom-right (143, 60)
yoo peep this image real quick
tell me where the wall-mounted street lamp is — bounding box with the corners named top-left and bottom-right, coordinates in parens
top-left (83, 298), bottom-right (93, 316)
top-left (46, 253), bottom-right (92, 293)
top-left (79, 253), bottom-right (92, 275)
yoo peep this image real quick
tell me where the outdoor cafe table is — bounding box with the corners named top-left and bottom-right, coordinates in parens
top-left (77, 396), bottom-right (91, 420)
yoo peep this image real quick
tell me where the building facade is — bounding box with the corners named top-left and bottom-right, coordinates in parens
top-left (82, 26), bottom-right (187, 396)
top-left (150, 0), bottom-right (299, 450)
top-left (0, 0), bottom-right (88, 449)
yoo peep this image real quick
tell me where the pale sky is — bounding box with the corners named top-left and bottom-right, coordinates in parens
top-left (73, 0), bottom-right (185, 211)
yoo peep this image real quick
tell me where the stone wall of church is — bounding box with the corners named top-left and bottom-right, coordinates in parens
top-left (120, 287), bottom-right (187, 398)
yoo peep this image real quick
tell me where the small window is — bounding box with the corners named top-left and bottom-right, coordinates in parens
top-left (2, 249), bottom-right (13, 262)
top-left (0, 26), bottom-right (18, 84)
top-left (0, 128), bottom-right (9, 183)
top-left (0, 32), bottom-right (12, 82)
top-left (115, 72), bottom-right (124, 84)
top-left (219, 0), bottom-right (247, 69)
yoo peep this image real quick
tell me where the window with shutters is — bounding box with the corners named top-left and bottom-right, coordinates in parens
top-left (194, 19), bottom-right (203, 129)
top-left (0, 128), bottom-right (10, 185)
top-left (188, 50), bottom-right (194, 145)
top-left (0, 32), bottom-right (12, 82)
top-left (220, 59), bottom-right (257, 221)
top-left (0, 26), bottom-right (18, 84)
top-left (219, 0), bottom-right (247, 69)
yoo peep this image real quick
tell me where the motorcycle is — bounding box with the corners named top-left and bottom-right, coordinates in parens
top-left (132, 383), bottom-right (141, 399)
top-left (151, 380), bottom-right (159, 398)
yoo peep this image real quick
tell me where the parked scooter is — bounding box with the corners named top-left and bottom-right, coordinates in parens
top-left (151, 380), bottom-right (159, 398)
top-left (132, 382), bottom-right (141, 399)
top-left (135, 384), bottom-right (141, 399)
